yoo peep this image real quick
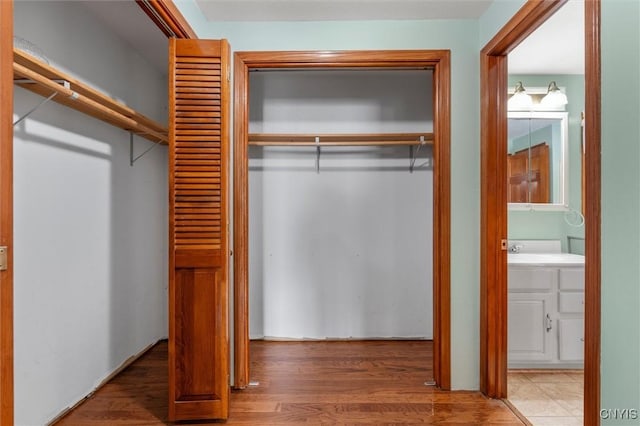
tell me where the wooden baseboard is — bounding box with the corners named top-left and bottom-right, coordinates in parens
top-left (48, 337), bottom-right (167, 425)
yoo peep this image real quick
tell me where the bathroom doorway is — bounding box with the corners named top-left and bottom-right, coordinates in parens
top-left (480, 0), bottom-right (600, 425)
top-left (504, 2), bottom-right (586, 423)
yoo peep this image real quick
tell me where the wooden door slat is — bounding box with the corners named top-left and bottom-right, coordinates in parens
top-left (177, 56), bottom-right (222, 64)
top-left (176, 75), bottom-right (222, 82)
top-left (175, 106), bottom-right (222, 112)
top-left (177, 87), bottom-right (221, 94)
top-left (176, 80), bottom-right (222, 87)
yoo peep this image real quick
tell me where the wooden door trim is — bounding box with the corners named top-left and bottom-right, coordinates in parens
top-left (480, 0), bottom-right (567, 397)
top-left (0, 1), bottom-right (13, 423)
top-left (583, 1), bottom-right (601, 423)
top-left (479, 1), bottom-right (601, 425)
top-left (135, 0), bottom-right (196, 39)
top-left (233, 49), bottom-right (451, 390)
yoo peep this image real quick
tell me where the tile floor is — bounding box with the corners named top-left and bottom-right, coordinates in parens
top-left (508, 370), bottom-right (583, 426)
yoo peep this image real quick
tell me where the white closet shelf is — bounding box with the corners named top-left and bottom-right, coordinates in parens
top-left (248, 133), bottom-right (434, 147)
top-left (13, 48), bottom-right (168, 144)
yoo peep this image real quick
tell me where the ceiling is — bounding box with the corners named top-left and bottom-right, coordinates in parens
top-left (80, 0), bottom-right (584, 77)
top-left (193, 0), bottom-right (493, 21)
top-left (508, 0), bottom-right (584, 75)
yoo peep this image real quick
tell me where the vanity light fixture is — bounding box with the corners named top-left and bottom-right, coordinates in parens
top-left (507, 81), bottom-right (533, 110)
top-left (540, 81), bottom-right (568, 107)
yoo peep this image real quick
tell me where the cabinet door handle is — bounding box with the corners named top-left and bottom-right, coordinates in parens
top-left (546, 314), bottom-right (553, 332)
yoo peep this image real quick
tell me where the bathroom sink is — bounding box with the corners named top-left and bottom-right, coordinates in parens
top-left (508, 252), bottom-right (585, 266)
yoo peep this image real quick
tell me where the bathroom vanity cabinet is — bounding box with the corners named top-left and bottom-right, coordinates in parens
top-left (508, 257), bottom-right (585, 368)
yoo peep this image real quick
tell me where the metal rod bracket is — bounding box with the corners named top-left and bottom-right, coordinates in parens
top-left (130, 132), bottom-right (163, 166)
top-left (13, 79), bottom-right (72, 127)
top-left (315, 136), bottom-right (321, 174)
top-left (13, 92), bottom-right (57, 127)
top-left (409, 135), bottom-right (427, 173)
top-left (409, 145), bottom-right (415, 173)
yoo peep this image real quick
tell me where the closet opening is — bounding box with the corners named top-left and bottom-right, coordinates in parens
top-left (233, 50), bottom-right (451, 391)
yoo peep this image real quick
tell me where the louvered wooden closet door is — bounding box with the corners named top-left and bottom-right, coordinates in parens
top-left (168, 39), bottom-right (230, 421)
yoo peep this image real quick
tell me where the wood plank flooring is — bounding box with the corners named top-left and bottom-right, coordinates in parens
top-left (55, 340), bottom-right (524, 425)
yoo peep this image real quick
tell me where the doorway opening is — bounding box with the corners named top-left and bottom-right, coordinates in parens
top-left (480, 0), bottom-right (600, 425)
top-left (233, 50), bottom-right (451, 391)
top-left (504, 2), bottom-right (586, 423)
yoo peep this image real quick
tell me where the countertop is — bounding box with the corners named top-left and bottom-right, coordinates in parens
top-left (508, 252), bottom-right (585, 266)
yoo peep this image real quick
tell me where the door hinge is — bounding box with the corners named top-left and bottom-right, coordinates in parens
top-left (501, 239), bottom-right (508, 251)
top-left (0, 246), bottom-right (7, 271)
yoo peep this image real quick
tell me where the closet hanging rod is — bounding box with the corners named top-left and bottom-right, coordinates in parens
top-left (14, 49), bottom-right (166, 135)
top-left (14, 62), bottom-right (167, 144)
top-left (15, 78), bottom-right (70, 87)
top-left (13, 49), bottom-right (168, 144)
top-left (248, 133), bottom-right (434, 147)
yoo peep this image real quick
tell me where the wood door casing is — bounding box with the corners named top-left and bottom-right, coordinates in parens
top-left (480, 0), bottom-right (566, 398)
top-left (135, 0), bottom-right (197, 39)
top-left (233, 50), bottom-right (451, 391)
top-left (168, 38), bottom-right (230, 421)
top-left (583, 1), bottom-right (601, 421)
top-left (0, 1), bottom-right (13, 424)
top-left (480, 1), bottom-right (601, 425)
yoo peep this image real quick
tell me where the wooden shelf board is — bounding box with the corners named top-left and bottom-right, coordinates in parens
top-left (13, 48), bottom-right (168, 144)
top-left (248, 133), bottom-right (434, 146)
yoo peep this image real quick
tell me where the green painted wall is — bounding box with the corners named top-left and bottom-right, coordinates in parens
top-left (507, 74), bottom-right (585, 253)
top-left (601, 0), bottom-right (640, 423)
top-left (175, 5), bottom-right (640, 414)
top-left (509, 126), bottom-right (551, 154)
top-left (176, 0), bottom-right (483, 390)
top-left (178, 0), bottom-right (640, 402)
top-left (478, 0), bottom-right (527, 47)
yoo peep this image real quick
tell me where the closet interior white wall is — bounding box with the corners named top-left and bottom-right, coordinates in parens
top-left (248, 69), bottom-right (434, 340)
top-left (12, 2), bottom-right (168, 424)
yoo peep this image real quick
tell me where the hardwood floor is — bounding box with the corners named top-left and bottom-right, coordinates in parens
top-left (55, 340), bottom-right (524, 425)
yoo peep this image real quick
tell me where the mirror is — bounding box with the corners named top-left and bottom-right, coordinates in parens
top-left (507, 111), bottom-right (568, 209)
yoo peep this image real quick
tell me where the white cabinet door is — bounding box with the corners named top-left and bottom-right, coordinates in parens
top-left (558, 318), bottom-right (584, 361)
top-left (508, 292), bottom-right (554, 363)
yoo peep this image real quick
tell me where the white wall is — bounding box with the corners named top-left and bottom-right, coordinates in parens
top-left (248, 70), bottom-right (433, 339)
top-left (13, 2), bottom-right (168, 424)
